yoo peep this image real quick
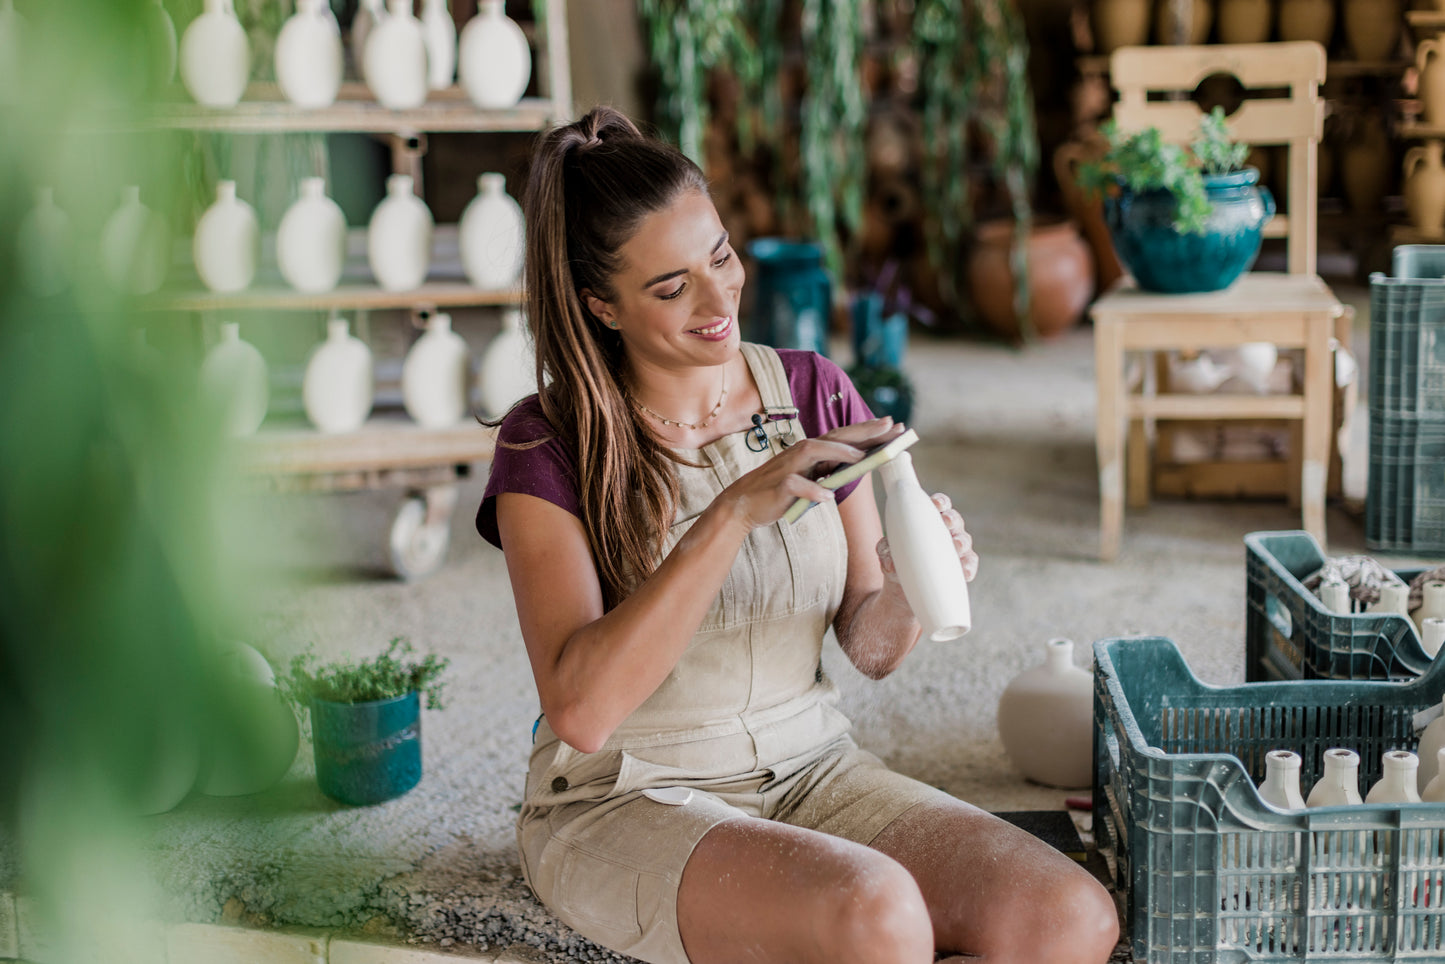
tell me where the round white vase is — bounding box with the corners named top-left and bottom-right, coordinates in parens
top-left (403, 313), bottom-right (471, 428)
top-left (351, 0), bottom-right (384, 84)
top-left (276, 0), bottom-right (343, 109)
top-left (0, 0), bottom-right (26, 107)
top-left (365, 0), bottom-right (428, 110)
top-left (197, 643), bottom-right (300, 797)
top-left (193, 180), bottom-right (259, 294)
top-left (179, 0), bottom-right (251, 108)
top-left (17, 187), bottom-right (72, 297)
top-left (1366, 750), bottom-right (1421, 804)
top-left (303, 317), bottom-right (373, 433)
top-left (1306, 748), bottom-right (1363, 807)
top-left (199, 322), bottom-right (268, 438)
top-left (460, 172), bottom-right (525, 289)
top-left (421, 0), bottom-right (457, 90)
top-left (1258, 749), bottom-right (1306, 809)
top-left (367, 174), bottom-right (434, 291)
top-left (101, 185), bottom-right (170, 296)
top-left (995, 637), bottom-right (1093, 788)
top-left (477, 308), bottom-right (536, 416)
top-left (458, 0), bottom-right (531, 109)
top-left (278, 177), bottom-right (347, 293)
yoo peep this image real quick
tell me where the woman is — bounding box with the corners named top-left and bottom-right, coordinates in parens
top-left (477, 106), bottom-right (1118, 964)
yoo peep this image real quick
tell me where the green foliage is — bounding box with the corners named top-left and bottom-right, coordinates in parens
top-left (283, 638), bottom-right (451, 710)
top-left (1192, 106), bottom-right (1250, 176)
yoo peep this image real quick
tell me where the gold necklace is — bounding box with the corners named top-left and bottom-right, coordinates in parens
top-left (634, 369), bottom-right (729, 431)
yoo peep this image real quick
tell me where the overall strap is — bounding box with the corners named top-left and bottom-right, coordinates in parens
top-left (740, 343), bottom-right (801, 448)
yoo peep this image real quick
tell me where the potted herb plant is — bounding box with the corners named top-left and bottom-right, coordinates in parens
top-left (1078, 106), bottom-right (1275, 294)
top-left (282, 637), bottom-right (449, 806)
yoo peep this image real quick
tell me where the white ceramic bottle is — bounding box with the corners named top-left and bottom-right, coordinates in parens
top-left (477, 308), bottom-right (535, 416)
top-left (276, 0), bottom-right (343, 109)
top-left (877, 451), bottom-right (971, 641)
top-left (1366, 750), bottom-right (1422, 804)
top-left (1421, 748), bottom-right (1445, 802)
top-left (141, 0), bottom-right (178, 93)
top-left (199, 322), bottom-right (268, 438)
top-left (995, 637), bottom-right (1093, 788)
top-left (179, 0), bottom-right (251, 108)
top-left (1320, 581), bottom-right (1352, 615)
top-left (421, 0), bottom-right (457, 90)
top-left (402, 313), bottom-right (470, 428)
top-left (365, 0), bottom-right (428, 110)
top-left (459, 172), bottom-right (525, 290)
top-left (1416, 701), bottom-right (1445, 791)
top-left (303, 316), bottom-right (373, 433)
top-left (351, 0), bottom-right (384, 84)
top-left (193, 180), bottom-right (259, 293)
top-left (1414, 581), bottom-right (1445, 638)
top-left (17, 187), bottom-right (72, 297)
top-left (278, 177), bottom-right (348, 293)
top-left (1422, 618), bottom-right (1445, 659)
top-left (1370, 583), bottom-right (1411, 618)
top-left (458, 0), bottom-right (531, 109)
top-left (101, 185), bottom-right (170, 295)
top-left (1306, 748), bottom-right (1363, 807)
top-left (367, 174), bottom-right (434, 291)
top-left (1259, 750), bottom-right (1307, 809)
top-left (0, 0), bottom-right (25, 106)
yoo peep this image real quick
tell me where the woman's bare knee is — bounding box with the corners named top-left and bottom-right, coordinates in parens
top-left (978, 869), bottom-right (1119, 964)
top-left (821, 856), bottom-right (933, 964)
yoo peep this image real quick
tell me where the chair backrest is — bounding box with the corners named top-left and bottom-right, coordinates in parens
top-left (1108, 42), bottom-right (1326, 276)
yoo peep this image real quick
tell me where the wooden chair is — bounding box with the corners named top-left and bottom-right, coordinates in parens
top-left (1091, 41), bottom-right (1349, 560)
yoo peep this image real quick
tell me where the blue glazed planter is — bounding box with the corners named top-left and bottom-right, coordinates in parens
top-left (744, 238), bottom-right (832, 356)
top-left (1104, 168), bottom-right (1275, 294)
top-left (310, 691), bottom-right (421, 806)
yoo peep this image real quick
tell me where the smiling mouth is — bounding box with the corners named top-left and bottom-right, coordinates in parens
top-left (689, 317), bottom-right (732, 336)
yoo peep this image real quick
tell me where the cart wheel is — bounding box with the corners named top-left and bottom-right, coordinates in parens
top-left (389, 494), bottom-right (451, 581)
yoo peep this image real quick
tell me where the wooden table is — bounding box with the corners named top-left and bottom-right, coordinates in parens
top-left (1091, 273), bottom-right (1346, 560)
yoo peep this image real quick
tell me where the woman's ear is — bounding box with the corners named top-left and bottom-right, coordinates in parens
top-left (580, 289), bottom-right (616, 327)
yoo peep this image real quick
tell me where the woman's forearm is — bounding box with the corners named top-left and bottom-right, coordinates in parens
top-left (834, 580), bottom-right (922, 680)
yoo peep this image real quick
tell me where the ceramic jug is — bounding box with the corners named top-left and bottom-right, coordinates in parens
top-left (1217, 0), bottom-right (1270, 44)
top-left (276, 0), bottom-right (343, 109)
top-left (351, 0), bottom-right (383, 84)
top-left (180, 0), bottom-right (251, 108)
top-left (1421, 748), bottom-right (1445, 802)
top-left (1418, 38), bottom-right (1445, 130)
top-left (278, 177), bottom-right (348, 293)
top-left (1404, 138), bottom-right (1445, 232)
top-left (1091, 0), bottom-right (1150, 53)
top-left (1344, 0), bottom-right (1400, 62)
top-left (459, 172), bottom-right (524, 289)
top-left (458, 0), bottom-right (531, 109)
top-left (421, 0), bottom-right (457, 90)
top-left (365, 0), bottom-right (428, 110)
top-left (1154, 0), bottom-right (1212, 45)
top-left (1422, 618), bottom-right (1445, 659)
top-left (199, 322), bottom-right (268, 437)
top-left (101, 186), bottom-right (170, 295)
top-left (17, 187), bottom-right (71, 296)
top-left (303, 317), bottom-right (373, 433)
top-left (0, 0), bottom-right (25, 106)
top-left (367, 174), bottom-right (433, 291)
top-left (1414, 582), bottom-right (1445, 638)
top-left (193, 180), bottom-right (259, 294)
top-left (1306, 748), bottom-right (1363, 807)
top-left (197, 642), bottom-right (300, 797)
top-left (1278, 0), bottom-right (1333, 45)
top-left (878, 451), bottom-right (971, 642)
top-left (1259, 750), bottom-right (1307, 809)
top-left (996, 638), bottom-right (1093, 788)
top-left (1417, 702), bottom-right (1445, 790)
top-left (140, 0), bottom-right (178, 93)
top-left (402, 313), bottom-right (470, 428)
top-left (1229, 342), bottom-right (1278, 394)
top-left (1366, 750), bottom-right (1421, 804)
top-left (477, 308), bottom-right (535, 416)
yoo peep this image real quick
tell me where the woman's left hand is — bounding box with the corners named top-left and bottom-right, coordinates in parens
top-left (876, 492), bottom-right (979, 583)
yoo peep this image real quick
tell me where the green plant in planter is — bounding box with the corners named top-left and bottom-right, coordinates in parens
top-left (282, 637), bottom-right (450, 710)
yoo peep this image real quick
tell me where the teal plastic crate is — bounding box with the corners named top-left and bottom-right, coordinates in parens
top-left (1244, 530), bottom-right (1430, 682)
top-left (1366, 413), bottom-right (1445, 554)
top-left (1093, 636), bottom-right (1445, 964)
top-left (1369, 246), bottom-right (1445, 420)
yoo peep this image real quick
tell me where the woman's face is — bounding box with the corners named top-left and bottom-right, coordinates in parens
top-left (584, 189), bottom-right (745, 373)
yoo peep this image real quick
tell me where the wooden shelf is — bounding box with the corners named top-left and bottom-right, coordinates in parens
top-left (154, 281), bottom-right (520, 312)
top-left (1401, 122), bottom-right (1445, 139)
top-left (1407, 10), bottom-right (1445, 33)
top-left (1325, 60), bottom-right (1412, 79)
top-left (236, 413), bottom-right (497, 477)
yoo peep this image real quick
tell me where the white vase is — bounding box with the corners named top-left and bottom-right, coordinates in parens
top-left (421, 0), bottom-right (457, 90)
top-left (878, 451), bottom-right (971, 642)
top-left (1320, 580), bottom-right (1352, 615)
top-left (1306, 748), bottom-right (1363, 807)
top-left (459, 172), bottom-right (524, 289)
top-left (1259, 749), bottom-right (1306, 810)
top-left (0, 0), bottom-right (25, 107)
top-left (1416, 703), bottom-right (1445, 791)
top-left (303, 317), bottom-right (373, 433)
top-left (1414, 581), bottom-right (1445, 638)
top-left (180, 0), bottom-right (251, 108)
top-left (1366, 750), bottom-right (1421, 804)
top-left (1369, 582), bottom-right (1411, 617)
top-left (101, 186), bottom-right (170, 296)
top-left (141, 0), bottom-right (178, 92)
top-left (193, 180), bottom-right (259, 294)
top-left (477, 308), bottom-right (535, 416)
top-left (351, 0), bottom-right (383, 84)
top-left (276, 0), bottom-right (343, 109)
top-left (17, 187), bottom-right (71, 297)
top-left (365, 0), bottom-right (428, 110)
top-left (402, 313), bottom-right (470, 428)
top-left (458, 0), bottom-right (531, 109)
top-left (367, 174), bottom-right (433, 291)
top-left (1229, 343), bottom-right (1278, 394)
top-left (278, 177), bottom-right (347, 293)
top-left (996, 638), bottom-right (1093, 789)
top-left (199, 322), bottom-right (268, 437)
top-left (1422, 618), bottom-right (1445, 659)
top-left (1421, 748), bottom-right (1445, 802)
top-left (197, 643), bottom-right (300, 797)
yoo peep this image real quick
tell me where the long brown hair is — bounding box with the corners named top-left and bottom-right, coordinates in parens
top-left (520, 106), bottom-right (710, 609)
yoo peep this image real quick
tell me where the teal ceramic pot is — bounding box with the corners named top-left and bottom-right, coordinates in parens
top-left (1104, 168), bottom-right (1275, 294)
top-left (311, 691), bottom-right (421, 806)
top-left (744, 238), bottom-right (832, 356)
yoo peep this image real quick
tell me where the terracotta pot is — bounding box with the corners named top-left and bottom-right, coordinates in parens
top-left (1419, 33), bottom-right (1445, 127)
top-left (1341, 115), bottom-right (1392, 214)
top-left (1092, 0), bottom-right (1151, 53)
top-left (1343, 0), bottom-right (1400, 61)
top-left (1154, 0), bottom-right (1213, 45)
top-left (1404, 140), bottom-right (1445, 233)
top-left (1217, 0), bottom-right (1271, 44)
top-left (966, 217), bottom-right (1095, 340)
top-left (1054, 139), bottom-right (1125, 292)
top-left (1278, 0), bottom-right (1333, 45)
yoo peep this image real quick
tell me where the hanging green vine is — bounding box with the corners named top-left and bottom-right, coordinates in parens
top-left (798, 0), bottom-right (866, 278)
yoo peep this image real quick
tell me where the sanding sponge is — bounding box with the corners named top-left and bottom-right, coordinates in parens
top-left (782, 427), bottom-right (920, 524)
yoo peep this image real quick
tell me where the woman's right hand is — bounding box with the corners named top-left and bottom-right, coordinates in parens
top-left (716, 417), bottom-right (904, 532)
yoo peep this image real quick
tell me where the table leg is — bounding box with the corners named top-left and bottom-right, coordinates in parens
top-left (1301, 315), bottom-right (1333, 545)
top-left (1095, 317), bottom-right (1125, 561)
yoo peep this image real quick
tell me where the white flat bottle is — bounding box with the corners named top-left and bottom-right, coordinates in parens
top-left (877, 451), bottom-right (971, 641)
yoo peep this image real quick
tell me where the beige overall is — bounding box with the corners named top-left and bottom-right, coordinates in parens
top-left (516, 343), bottom-right (951, 964)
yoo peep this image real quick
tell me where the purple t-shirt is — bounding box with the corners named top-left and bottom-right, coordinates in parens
top-left (476, 349), bottom-right (875, 549)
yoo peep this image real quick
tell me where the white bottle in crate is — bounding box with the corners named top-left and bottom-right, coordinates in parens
top-left (1366, 750), bottom-right (1421, 804)
top-left (1307, 748), bottom-right (1363, 807)
top-left (1320, 581), bottom-right (1352, 615)
top-left (1416, 702), bottom-right (1445, 791)
top-left (1421, 748), bottom-right (1445, 802)
top-left (1423, 618), bottom-right (1445, 659)
top-left (1415, 582), bottom-right (1445, 638)
top-left (878, 452), bottom-right (970, 642)
top-left (1369, 583), bottom-right (1410, 618)
top-left (1259, 750), bottom-right (1306, 809)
